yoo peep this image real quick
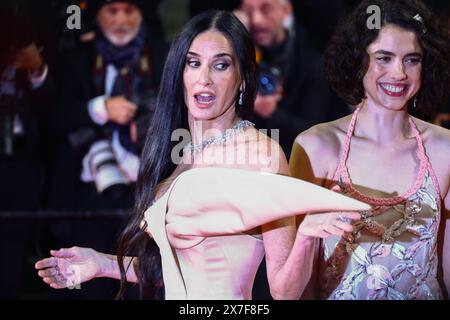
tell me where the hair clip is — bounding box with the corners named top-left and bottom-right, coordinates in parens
top-left (413, 13), bottom-right (427, 34)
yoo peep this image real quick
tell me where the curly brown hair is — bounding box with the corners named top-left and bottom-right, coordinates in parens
top-left (324, 0), bottom-right (450, 120)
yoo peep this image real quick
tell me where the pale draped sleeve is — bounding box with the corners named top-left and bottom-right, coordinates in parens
top-left (144, 167), bottom-right (370, 249)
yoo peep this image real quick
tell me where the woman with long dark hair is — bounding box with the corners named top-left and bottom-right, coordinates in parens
top-left (35, 10), bottom-right (369, 300)
top-left (291, 0), bottom-right (450, 299)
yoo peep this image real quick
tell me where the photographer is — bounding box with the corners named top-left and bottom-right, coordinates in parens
top-left (0, 1), bottom-right (55, 298)
top-left (239, 0), bottom-right (350, 157)
top-left (45, 0), bottom-right (167, 299)
top-left (47, 0), bottom-right (167, 211)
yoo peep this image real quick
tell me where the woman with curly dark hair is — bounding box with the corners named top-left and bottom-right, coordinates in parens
top-left (290, 0), bottom-right (450, 299)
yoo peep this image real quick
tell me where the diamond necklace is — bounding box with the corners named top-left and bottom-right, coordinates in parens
top-left (183, 120), bottom-right (255, 154)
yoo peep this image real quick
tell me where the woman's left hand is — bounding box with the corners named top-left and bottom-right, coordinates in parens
top-left (297, 211), bottom-right (361, 238)
top-left (35, 247), bottom-right (103, 289)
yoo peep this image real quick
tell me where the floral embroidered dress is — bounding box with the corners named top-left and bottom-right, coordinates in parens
top-left (319, 107), bottom-right (443, 300)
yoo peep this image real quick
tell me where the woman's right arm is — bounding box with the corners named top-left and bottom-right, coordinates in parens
top-left (288, 127), bottom-right (340, 299)
top-left (35, 246), bottom-right (139, 289)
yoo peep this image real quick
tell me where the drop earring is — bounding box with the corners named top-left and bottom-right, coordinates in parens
top-left (238, 91), bottom-right (244, 106)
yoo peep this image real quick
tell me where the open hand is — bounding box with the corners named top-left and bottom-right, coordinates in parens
top-left (35, 246), bottom-right (102, 289)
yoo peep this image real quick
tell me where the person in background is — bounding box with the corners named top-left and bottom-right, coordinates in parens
top-left (235, 0), bottom-right (352, 299)
top-left (0, 1), bottom-right (55, 299)
top-left (239, 0), bottom-right (350, 158)
top-left (47, 0), bottom-right (167, 211)
top-left (44, 0), bottom-right (167, 299)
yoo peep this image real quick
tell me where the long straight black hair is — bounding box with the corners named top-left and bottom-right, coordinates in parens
top-left (115, 10), bottom-right (258, 299)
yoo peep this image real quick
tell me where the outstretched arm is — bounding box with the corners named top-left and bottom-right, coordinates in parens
top-left (35, 246), bottom-right (139, 289)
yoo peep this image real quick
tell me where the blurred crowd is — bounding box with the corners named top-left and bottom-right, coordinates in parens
top-left (0, 0), bottom-right (449, 299)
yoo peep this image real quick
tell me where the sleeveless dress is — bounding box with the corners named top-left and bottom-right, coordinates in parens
top-left (319, 107), bottom-right (443, 300)
top-left (143, 167), bottom-right (370, 300)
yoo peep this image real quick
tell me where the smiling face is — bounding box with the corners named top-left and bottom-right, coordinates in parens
top-left (183, 30), bottom-right (241, 121)
top-left (97, 2), bottom-right (143, 47)
top-left (363, 24), bottom-right (423, 111)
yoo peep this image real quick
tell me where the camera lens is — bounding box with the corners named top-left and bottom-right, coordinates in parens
top-left (88, 141), bottom-right (127, 193)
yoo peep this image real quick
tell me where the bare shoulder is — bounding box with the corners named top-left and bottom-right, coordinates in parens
top-left (238, 127), bottom-right (290, 175)
top-left (414, 118), bottom-right (450, 197)
top-left (289, 116), bottom-right (351, 183)
top-left (414, 118), bottom-right (450, 156)
top-left (293, 116), bottom-right (350, 164)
